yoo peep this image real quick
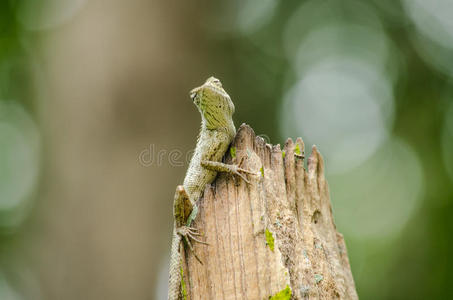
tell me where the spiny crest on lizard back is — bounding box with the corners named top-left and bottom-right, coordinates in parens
top-left (189, 76), bottom-right (235, 132)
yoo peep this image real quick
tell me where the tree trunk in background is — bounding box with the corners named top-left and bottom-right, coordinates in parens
top-left (182, 124), bottom-right (358, 299)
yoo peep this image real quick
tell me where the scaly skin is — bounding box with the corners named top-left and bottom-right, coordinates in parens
top-left (168, 77), bottom-right (253, 300)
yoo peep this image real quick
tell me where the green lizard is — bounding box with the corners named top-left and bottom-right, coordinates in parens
top-left (168, 77), bottom-right (254, 300)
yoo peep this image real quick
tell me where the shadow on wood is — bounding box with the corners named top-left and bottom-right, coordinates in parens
top-left (181, 124), bottom-right (358, 300)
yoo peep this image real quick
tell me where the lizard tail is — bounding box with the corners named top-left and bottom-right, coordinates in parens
top-left (168, 225), bottom-right (182, 300)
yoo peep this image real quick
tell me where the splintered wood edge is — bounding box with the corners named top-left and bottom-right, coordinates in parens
top-left (183, 123), bottom-right (358, 300)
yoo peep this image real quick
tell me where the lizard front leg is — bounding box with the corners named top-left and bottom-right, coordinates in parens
top-left (201, 160), bottom-right (257, 183)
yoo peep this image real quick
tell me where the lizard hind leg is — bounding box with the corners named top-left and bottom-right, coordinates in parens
top-left (177, 226), bottom-right (208, 246)
top-left (173, 185), bottom-right (193, 228)
top-left (177, 225), bottom-right (208, 264)
top-left (173, 185), bottom-right (208, 264)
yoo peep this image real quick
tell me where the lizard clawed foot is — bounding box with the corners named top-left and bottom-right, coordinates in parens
top-left (177, 225), bottom-right (208, 264)
top-left (231, 156), bottom-right (260, 184)
top-left (231, 165), bottom-right (253, 184)
top-left (177, 226), bottom-right (208, 246)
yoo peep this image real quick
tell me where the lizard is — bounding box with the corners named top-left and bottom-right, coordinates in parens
top-left (168, 77), bottom-right (254, 300)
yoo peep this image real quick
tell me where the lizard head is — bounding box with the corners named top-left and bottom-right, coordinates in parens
top-left (189, 77), bottom-right (235, 131)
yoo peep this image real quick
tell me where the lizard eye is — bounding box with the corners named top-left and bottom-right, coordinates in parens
top-left (211, 78), bottom-right (222, 88)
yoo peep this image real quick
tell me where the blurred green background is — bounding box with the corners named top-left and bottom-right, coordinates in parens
top-left (0, 0), bottom-right (452, 299)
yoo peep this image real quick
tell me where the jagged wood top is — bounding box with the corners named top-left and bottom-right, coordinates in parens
top-left (181, 124), bottom-right (357, 300)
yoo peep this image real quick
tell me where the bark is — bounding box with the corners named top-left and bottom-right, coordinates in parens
top-left (181, 124), bottom-right (358, 300)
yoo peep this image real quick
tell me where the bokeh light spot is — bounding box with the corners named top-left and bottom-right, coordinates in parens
top-left (236, 0), bottom-right (277, 34)
top-left (0, 272), bottom-right (22, 300)
top-left (280, 57), bottom-right (393, 174)
top-left (403, 0), bottom-right (453, 50)
top-left (0, 101), bottom-right (40, 230)
top-left (284, 0), bottom-right (384, 61)
top-left (16, 0), bottom-right (87, 31)
top-left (330, 138), bottom-right (423, 239)
top-left (403, 0), bottom-right (453, 77)
top-left (281, 5), bottom-right (398, 174)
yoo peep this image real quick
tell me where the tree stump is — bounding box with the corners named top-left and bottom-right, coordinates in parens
top-left (181, 124), bottom-right (358, 299)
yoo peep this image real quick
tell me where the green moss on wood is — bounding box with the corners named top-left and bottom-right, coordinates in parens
top-left (230, 146), bottom-right (236, 158)
top-left (269, 285), bottom-right (292, 300)
top-left (265, 228), bottom-right (275, 252)
top-left (295, 144), bottom-right (301, 156)
top-left (180, 266), bottom-right (187, 300)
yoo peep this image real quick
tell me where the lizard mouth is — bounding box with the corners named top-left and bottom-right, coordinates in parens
top-left (189, 87), bottom-right (201, 102)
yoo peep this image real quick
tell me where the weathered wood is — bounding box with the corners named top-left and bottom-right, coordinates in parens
top-left (182, 124), bottom-right (358, 299)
